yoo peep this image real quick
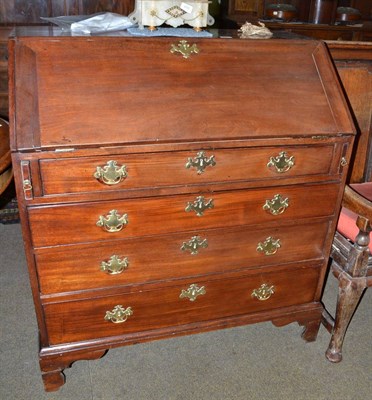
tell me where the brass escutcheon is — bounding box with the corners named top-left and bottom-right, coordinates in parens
top-left (267, 151), bottom-right (295, 173)
top-left (170, 40), bottom-right (199, 59)
top-left (181, 236), bottom-right (208, 255)
top-left (94, 160), bottom-right (128, 185)
top-left (96, 210), bottom-right (128, 233)
top-left (104, 305), bottom-right (133, 323)
top-left (185, 196), bottom-right (214, 217)
top-left (100, 255), bottom-right (129, 275)
top-left (180, 284), bottom-right (206, 302)
top-left (186, 151), bottom-right (216, 174)
top-left (263, 194), bottom-right (289, 216)
top-left (257, 236), bottom-right (281, 256)
top-left (251, 284), bottom-right (275, 301)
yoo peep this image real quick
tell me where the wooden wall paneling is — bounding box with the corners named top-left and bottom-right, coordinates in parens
top-left (0, 28), bottom-right (12, 118)
top-left (228, 0), bottom-right (265, 21)
top-left (328, 42), bottom-right (372, 183)
top-left (337, 65), bottom-right (372, 182)
top-left (0, 1), bottom-right (136, 24)
top-left (80, 0), bottom-right (134, 16)
top-left (49, 0), bottom-right (81, 16)
top-left (0, 0), bottom-right (49, 24)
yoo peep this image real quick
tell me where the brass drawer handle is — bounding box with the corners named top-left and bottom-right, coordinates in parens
top-left (23, 179), bottom-right (32, 191)
top-left (185, 196), bottom-right (214, 216)
top-left (263, 194), bottom-right (289, 216)
top-left (267, 151), bottom-right (295, 173)
top-left (104, 305), bottom-right (133, 324)
top-left (257, 236), bottom-right (281, 256)
top-left (96, 210), bottom-right (128, 232)
top-left (100, 255), bottom-right (129, 275)
top-left (180, 284), bottom-right (206, 302)
top-left (186, 151), bottom-right (216, 174)
top-left (181, 236), bottom-right (208, 255)
top-left (94, 160), bottom-right (128, 185)
top-left (170, 40), bottom-right (199, 59)
top-left (252, 284), bottom-right (275, 301)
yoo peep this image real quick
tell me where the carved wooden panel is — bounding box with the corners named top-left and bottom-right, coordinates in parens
top-left (0, 0), bottom-right (135, 24)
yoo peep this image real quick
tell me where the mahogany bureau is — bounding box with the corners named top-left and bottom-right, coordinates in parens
top-left (8, 27), bottom-right (355, 391)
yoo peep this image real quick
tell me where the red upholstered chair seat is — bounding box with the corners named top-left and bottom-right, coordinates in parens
top-left (337, 182), bottom-right (372, 253)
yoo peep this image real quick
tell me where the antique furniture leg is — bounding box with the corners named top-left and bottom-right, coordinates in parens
top-left (325, 216), bottom-right (371, 362)
top-left (300, 319), bottom-right (322, 342)
top-left (325, 271), bottom-right (367, 362)
top-left (272, 303), bottom-right (323, 342)
top-left (39, 349), bottom-right (108, 391)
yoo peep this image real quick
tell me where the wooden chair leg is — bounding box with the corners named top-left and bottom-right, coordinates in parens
top-left (325, 271), bottom-right (367, 363)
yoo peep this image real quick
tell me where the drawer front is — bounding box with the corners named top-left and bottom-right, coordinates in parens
top-left (44, 265), bottom-right (320, 345)
top-left (29, 183), bottom-right (339, 247)
top-left (36, 221), bottom-right (329, 294)
top-left (39, 145), bottom-right (336, 195)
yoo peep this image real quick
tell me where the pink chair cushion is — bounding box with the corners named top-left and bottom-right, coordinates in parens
top-left (337, 182), bottom-right (372, 252)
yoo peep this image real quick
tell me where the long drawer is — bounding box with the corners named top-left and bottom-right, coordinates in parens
top-left (28, 183), bottom-right (339, 247)
top-left (36, 221), bottom-right (329, 294)
top-left (43, 265), bottom-right (320, 345)
top-left (38, 145), bottom-right (336, 195)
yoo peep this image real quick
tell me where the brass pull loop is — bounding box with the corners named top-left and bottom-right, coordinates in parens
top-left (267, 151), bottom-right (295, 173)
top-left (185, 196), bottom-right (214, 216)
top-left (252, 284), bottom-right (275, 301)
top-left (100, 255), bottom-right (129, 275)
top-left (186, 151), bottom-right (216, 174)
top-left (257, 236), bottom-right (281, 256)
top-left (94, 160), bottom-right (128, 185)
top-left (170, 40), bottom-right (199, 59)
top-left (96, 209), bottom-right (128, 232)
top-left (180, 284), bottom-right (206, 302)
top-left (181, 236), bottom-right (208, 255)
top-left (23, 179), bottom-right (32, 191)
top-left (104, 305), bottom-right (133, 323)
top-left (263, 194), bottom-right (289, 216)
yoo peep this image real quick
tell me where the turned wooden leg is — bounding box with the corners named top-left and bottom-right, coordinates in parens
top-left (325, 272), bottom-right (367, 363)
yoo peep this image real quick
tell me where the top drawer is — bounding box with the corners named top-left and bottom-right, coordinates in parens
top-left (38, 145), bottom-right (337, 196)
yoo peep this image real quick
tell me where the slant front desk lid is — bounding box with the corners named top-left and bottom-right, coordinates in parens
top-left (8, 29), bottom-right (355, 150)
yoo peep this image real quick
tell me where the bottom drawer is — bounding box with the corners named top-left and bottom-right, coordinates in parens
top-left (44, 265), bottom-right (320, 345)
